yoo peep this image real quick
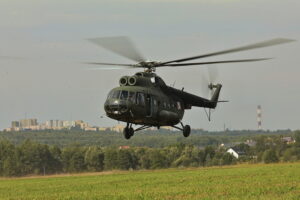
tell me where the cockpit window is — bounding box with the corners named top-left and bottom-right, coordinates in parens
top-left (107, 91), bottom-right (113, 99)
top-left (107, 90), bottom-right (135, 101)
top-left (109, 90), bottom-right (120, 99)
top-left (120, 90), bottom-right (129, 100)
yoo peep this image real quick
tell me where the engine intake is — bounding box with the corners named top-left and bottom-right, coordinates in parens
top-left (128, 76), bottom-right (137, 86)
top-left (119, 76), bottom-right (129, 86)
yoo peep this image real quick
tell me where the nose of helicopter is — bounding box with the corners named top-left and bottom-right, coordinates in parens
top-left (104, 98), bottom-right (129, 116)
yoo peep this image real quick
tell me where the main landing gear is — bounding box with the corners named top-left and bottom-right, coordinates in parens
top-left (172, 122), bottom-right (191, 137)
top-left (123, 122), bottom-right (191, 139)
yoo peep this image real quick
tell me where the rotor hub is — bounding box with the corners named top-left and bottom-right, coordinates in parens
top-left (137, 61), bottom-right (160, 73)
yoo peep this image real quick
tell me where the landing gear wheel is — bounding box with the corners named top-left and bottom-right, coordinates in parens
top-left (123, 127), bottom-right (131, 140)
top-left (129, 127), bottom-right (134, 137)
top-left (183, 125), bottom-right (191, 137)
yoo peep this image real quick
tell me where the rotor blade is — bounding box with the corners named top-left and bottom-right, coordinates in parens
top-left (83, 62), bottom-right (136, 67)
top-left (161, 58), bottom-right (272, 67)
top-left (160, 38), bottom-right (295, 65)
top-left (88, 36), bottom-right (145, 62)
top-left (86, 66), bottom-right (133, 70)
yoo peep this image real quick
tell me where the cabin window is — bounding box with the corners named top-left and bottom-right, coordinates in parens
top-left (171, 103), bottom-right (175, 109)
top-left (177, 102), bottom-right (182, 110)
top-left (128, 92), bottom-right (135, 102)
top-left (163, 102), bottom-right (167, 108)
top-left (120, 90), bottom-right (129, 100)
top-left (136, 92), bottom-right (145, 106)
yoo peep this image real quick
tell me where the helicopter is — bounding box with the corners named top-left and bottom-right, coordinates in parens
top-left (86, 37), bottom-right (294, 139)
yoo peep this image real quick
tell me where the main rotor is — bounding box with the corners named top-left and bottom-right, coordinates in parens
top-left (85, 36), bottom-right (295, 73)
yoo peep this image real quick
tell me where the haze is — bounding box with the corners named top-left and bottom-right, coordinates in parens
top-left (0, 0), bottom-right (299, 131)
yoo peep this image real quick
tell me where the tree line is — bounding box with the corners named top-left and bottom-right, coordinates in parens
top-left (0, 140), bottom-right (236, 177)
top-left (0, 131), bottom-right (299, 177)
top-left (0, 129), bottom-right (292, 148)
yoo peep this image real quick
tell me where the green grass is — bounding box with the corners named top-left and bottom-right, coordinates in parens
top-left (0, 163), bottom-right (299, 200)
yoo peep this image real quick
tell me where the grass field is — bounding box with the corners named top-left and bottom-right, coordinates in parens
top-left (0, 163), bottom-right (299, 200)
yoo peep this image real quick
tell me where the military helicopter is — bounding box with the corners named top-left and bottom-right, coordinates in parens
top-left (86, 37), bottom-right (294, 139)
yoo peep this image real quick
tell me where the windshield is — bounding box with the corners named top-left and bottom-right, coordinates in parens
top-left (108, 90), bottom-right (135, 101)
top-left (107, 90), bottom-right (121, 99)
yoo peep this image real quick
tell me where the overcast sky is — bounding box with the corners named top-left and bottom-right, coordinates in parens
top-left (0, 0), bottom-right (299, 131)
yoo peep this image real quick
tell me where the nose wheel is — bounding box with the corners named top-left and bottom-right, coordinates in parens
top-left (123, 124), bottom-right (134, 139)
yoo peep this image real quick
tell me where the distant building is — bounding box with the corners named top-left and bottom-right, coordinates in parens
top-left (281, 137), bottom-right (295, 144)
top-left (80, 122), bottom-right (89, 129)
top-left (63, 121), bottom-right (76, 128)
top-left (19, 119), bottom-right (38, 128)
top-left (11, 121), bottom-right (20, 128)
top-left (227, 147), bottom-right (246, 159)
top-left (6, 118), bottom-right (98, 132)
top-left (244, 139), bottom-right (257, 147)
top-left (161, 126), bottom-right (175, 131)
top-left (111, 124), bottom-right (125, 133)
top-left (84, 127), bottom-right (98, 131)
top-left (98, 127), bottom-right (108, 131)
top-left (119, 146), bottom-right (130, 150)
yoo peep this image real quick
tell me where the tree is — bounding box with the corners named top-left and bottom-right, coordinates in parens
top-left (62, 144), bottom-right (86, 173)
top-left (69, 151), bottom-right (85, 172)
top-left (233, 143), bottom-right (250, 155)
top-left (2, 153), bottom-right (20, 176)
top-left (18, 140), bottom-right (53, 175)
top-left (173, 145), bottom-right (200, 167)
top-left (255, 136), bottom-right (268, 152)
top-left (282, 147), bottom-right (299, 162)
top-left (221, 153), bottom-right (236, 165)
top-left (294, 131), bottom-right (300, 147)
top-left (148, 150), bottom-right (168, 169)
top-left (165, 144), bottom-right (185, 167)
top-left (204, 146), bottom-right (215, 166)
top-left (104, 148), bottom-right (119, 170)
top-left (49, 145), bottom-right (63, 173)
top-left (263, 149), bottom-right (279, 163)
top-left (117, 150), bottom-right (133, 170)
top-left (85, 147), bottom-right (104, 172)
top-left (0, 140), bottom-right (15, 175)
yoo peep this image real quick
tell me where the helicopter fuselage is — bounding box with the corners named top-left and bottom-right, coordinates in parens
top-left (104, 72), bottom-right (221, 127)
top-left (105, 82), bottom-right (184, 127)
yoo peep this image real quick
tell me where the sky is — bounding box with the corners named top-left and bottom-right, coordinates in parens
top-left (0, 0), bottom-right (299, 131)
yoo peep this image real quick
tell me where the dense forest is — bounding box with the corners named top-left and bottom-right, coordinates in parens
top-left (0, 131), bottom-right (299, 177)
top-left (0, 129), bottom-right (292, 147)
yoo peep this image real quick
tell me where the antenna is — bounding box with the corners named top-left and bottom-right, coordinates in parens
top-left (257, 105), bottom-right (262, 130)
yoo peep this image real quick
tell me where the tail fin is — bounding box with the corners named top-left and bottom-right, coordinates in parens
top-left (210, 84), bottom-right (222, 108)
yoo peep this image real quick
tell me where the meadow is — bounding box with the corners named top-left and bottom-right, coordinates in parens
top-left (0, 163), bottom-right (299, 200)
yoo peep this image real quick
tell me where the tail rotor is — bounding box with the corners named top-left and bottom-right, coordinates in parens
top-left (201, 66), bottom-right (219, 98)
